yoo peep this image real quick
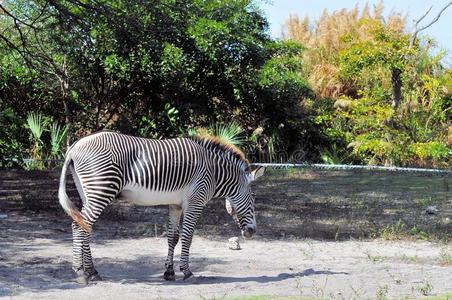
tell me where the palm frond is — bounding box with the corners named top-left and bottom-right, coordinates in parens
top-left (49, 122), bottom-right (68, 158)
top-left (26, 112), bottom-right (45, 142)
top-left (212, 122), bottom-right (246, 147)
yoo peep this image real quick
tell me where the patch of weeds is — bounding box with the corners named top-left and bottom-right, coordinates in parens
top-left (379, 220), bottom-right (408, 240)
top-left (415, 197), bottom-right (434, 207)
top-left (400, 254), bottom-right (418, 263)
top-left (438, 247), bottom-right (452, 265)
top-left (365, 251), bottom-right (384, 263)
top-left (414, 280), bottom-right (433, 296)
top-left (378, 221), bottom-right (432, 241)
top-left (376, 284), bottom-right (389, 300)
top-left (409, 226), bottom-right (429, 240)
top-left (385, 269), bottom-right (402, 285)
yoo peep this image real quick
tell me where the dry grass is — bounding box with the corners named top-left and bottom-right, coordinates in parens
top-left (283, 1), bottom-right (406, 98)
top-left (438, 247), bottom-right (452, 266)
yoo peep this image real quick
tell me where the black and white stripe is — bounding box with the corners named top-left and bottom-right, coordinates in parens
top-left (58, 131), bottom-right (265, 283)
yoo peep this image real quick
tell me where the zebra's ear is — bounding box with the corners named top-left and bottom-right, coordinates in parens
top-left (250, 166), bottom-right (266, 181)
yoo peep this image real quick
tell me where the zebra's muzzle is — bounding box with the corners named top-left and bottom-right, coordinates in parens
top-left (242, 224), bottom-right (256, 238)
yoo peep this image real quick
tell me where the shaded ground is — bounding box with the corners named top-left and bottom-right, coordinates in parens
top-left (1, 169), bottom-right (451, 239)
top-left (249, 169), bottom-right (451, 240)
top-left (0, 211), bottom-right (451, 299)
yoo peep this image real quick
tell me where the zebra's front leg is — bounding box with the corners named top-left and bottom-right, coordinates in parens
top-left (163, 205), bottom-right (182, 281)
top-left (179, 202), bottom-right (203, 280)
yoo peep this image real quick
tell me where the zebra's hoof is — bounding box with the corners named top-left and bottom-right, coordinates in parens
top-left (75, 270), bottom-right (89, 285)
top-left (163, 269), bottom-right (175, 281)
top-left (183, 270), bottom-right (193, 280)
top-left (89, 271), bottom-right (102, 282)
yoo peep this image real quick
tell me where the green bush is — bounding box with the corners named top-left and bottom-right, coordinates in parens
top-left (0, 108), bottom-right (26, 168)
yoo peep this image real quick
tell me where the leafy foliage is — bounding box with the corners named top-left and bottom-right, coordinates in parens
top-left (285, 3), bottom-right (451, 168)
top-left (0, 1), bottom-right (450, 168)
top-left (0, 108), bottom-right (26, 168)
top-left (49, 122), bottom-right (69, 160)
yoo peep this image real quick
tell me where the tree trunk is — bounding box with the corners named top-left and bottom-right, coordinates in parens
top-left (60, 76), bottom-right (72, 148)
top-left (391, 68), bottom-right (402, 108)
top-left (62, 98), bottom-right (72, 148)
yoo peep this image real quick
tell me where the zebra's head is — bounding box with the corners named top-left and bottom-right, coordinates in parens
top-left (225, 166), bottom-right (265, 238)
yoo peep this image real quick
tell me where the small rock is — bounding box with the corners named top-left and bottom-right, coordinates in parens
top-left (0, 214), bottom-right (7, 219)
top-left (425, 205), bottom-right (439, 215)
top-left (228, 237), bottom-right (241, 250)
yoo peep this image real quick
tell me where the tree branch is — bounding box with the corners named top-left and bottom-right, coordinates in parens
top-left (410, 1), bottom-right (452, 47)
top-left (0, 4), bottom-right (38, 29)
top-left (414, 5), bottom-right (432, 28)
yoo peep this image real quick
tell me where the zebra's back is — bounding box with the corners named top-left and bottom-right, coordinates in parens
top-left (70, 131), bottom-right (213, 206)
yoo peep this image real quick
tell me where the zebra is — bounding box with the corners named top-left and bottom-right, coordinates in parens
top-left (58, 131), bottom-right (265, 284)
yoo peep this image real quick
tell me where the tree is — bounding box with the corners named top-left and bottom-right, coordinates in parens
top-left (0, 1), bottom-right (77, 145)
top-left (284, 2), bottom-right (451, 167)
top-left (283, 2), bottom-right (407, 100)
top-left (338, 21), bottom-right (413, 108)
top-left (0, 0), bottom-right (318, 161)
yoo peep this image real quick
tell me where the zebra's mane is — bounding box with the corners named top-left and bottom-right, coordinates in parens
top-left (190, 136), bottom-right (250, 169)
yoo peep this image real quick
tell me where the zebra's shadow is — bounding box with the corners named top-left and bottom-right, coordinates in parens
top-left (93, 255), bottom-right (226, 284)
top-left (159, 268), bottom-right (349, 285)
top-left (100, 265), bottom-right (349, 285)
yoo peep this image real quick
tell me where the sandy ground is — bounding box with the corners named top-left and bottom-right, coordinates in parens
top-left (1, 221), bottom-right (451, 299)
top-left (0, 168), bottom-right (451, 300)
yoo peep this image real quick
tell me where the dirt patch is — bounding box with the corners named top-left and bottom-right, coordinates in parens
top-left (0, 169), bottom-right (451, 299)
top-left (0, 211), bottom-right (451, 299)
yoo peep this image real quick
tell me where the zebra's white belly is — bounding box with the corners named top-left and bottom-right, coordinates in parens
top-left (120, 183), bottom-right (187, 206)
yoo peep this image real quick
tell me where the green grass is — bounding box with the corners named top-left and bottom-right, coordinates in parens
top-left (379, 220), bottom-right (408, 240)
top-left (365, 250), bottom-right (385, 263)
top-left (424, 293), bottom-right (452, 300)
top-left (225, 297), bottom-right (319, 300)
top-left (224, 293), bottom-right (452, 300)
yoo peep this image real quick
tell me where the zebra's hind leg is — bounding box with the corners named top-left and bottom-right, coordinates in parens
top-left (72, 221), bottom-right (87, 284)
top-left (163, 205), bottom-right (182, 281)
top-left (72, 221), bottom-right (100, 284)
top-left (72, 195), bottom-right (114, 284)
top-left (72, 220), bottom-right (103, 284)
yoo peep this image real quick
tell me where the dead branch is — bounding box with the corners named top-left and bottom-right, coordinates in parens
top-left (410, 1), bottom-right (452, 47)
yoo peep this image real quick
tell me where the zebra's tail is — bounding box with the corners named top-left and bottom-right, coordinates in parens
top-left (58, 153), bottom-right (92, 233)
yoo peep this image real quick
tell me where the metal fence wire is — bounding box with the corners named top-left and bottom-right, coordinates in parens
top-left (10, 159), bottom-right (452, 176)
top-left (250, 163), bottom-right (452, 176)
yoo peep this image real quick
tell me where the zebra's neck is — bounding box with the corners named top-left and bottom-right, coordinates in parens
top-left (212, 153), bottom-right (246, 198)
